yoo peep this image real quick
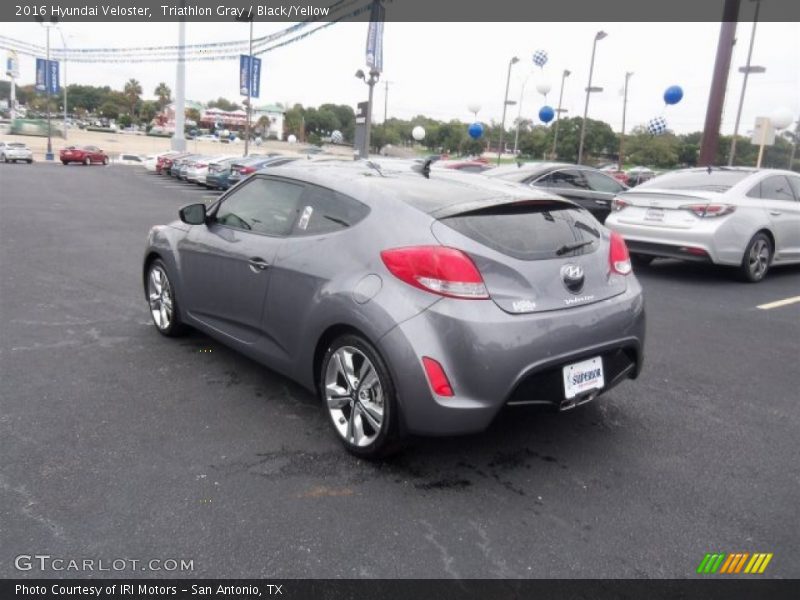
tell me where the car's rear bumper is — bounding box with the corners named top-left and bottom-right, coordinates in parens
top-left (378, 280), bottom-right (645, 436)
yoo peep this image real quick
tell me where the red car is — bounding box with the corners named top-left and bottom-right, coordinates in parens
top-left (60, 145), bottom-right (109, 166)
top-left (439, 159), bottom-right (492, 173)
top-left (155, 151), bottom-right (182, 174)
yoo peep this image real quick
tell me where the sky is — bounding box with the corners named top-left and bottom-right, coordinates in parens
top-left (2, 20), bottom-right (799, 135)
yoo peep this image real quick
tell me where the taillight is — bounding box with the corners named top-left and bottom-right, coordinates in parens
top-left (380, 246), bottom-right (489, 299)
top-left (240, 166), bottom-right (255, 175)
top-left (612, 197), bottom-right (630, 212)
top-left (679, 203), bottom-right (736, 218)
top-left (609, 231), bottom-right (632, 275)
top-left (422, 357), bottom-right (454, 397)
top-left (195, 163), bottom-right (207, 168)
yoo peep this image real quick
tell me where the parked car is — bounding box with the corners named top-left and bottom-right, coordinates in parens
top-left (159, 152), bottom-right (190, 176)
top-left (142, 161), bottom-right (645, 457)
top-left (438, 160), bottom-right (492, 173)
top-left (114, 153), bottom-right (147, 165)
top-left (0, 141), bottom-right (34, 163)
top-left (186, 154), bottom-right (238, 186)
top-left (171, 154), bottom-right (202, 179)
top-left (626, 166), bottom-right (657, 187)
top-left (148, 151), bottom-right (179, 173)
top-left (605, 167), bottom-right (800, 282)
top-left (484, 162), bottom-right (629, 223)
top-left (60, 145), bottom-right (109, 166)
top-left (204, 157), bottom-right (240, 190)
top-left (227, 155), bottom-right (300, 186)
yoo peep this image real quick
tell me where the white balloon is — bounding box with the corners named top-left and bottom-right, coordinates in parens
top-left (535, 81), bottom-right (552, 96)
top-left (770, 107), bottom-right (794, 130)
top-left (467, 103), bottom-right (481, 114)
top-left (287, 134), bottom-right (297, 144)
top-left (412, 126), bottom-right (426, 141)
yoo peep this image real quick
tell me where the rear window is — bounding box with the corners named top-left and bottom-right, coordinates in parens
top-left (10, 143), bottom-right (26, 148)
top-left (637, 170), bottom-right (751, 192)
top-left (442, 202), bottom-right (601, 261)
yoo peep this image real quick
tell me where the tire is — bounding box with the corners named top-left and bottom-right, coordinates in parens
top-left (102, 156), bottom-right (109, 165)
top-left (145, 258), bottom-right (187, 337)
top-left (631, 253), bottom-right (655, 267)
top-left (62, 161), bottom-right (69, 166)
top-left (2, 155), bottom-right (7, 163)
top-left (739, 232), bottom-right (772, 283)
top-left (83, 157), bottom-right (91, 166)
top-left (27, 159), bottom-right (33, 164)
top-left (319, 334), bottom-right (402, 458)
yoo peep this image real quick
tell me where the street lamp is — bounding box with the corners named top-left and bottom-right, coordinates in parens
top-left (356, 68), bottom-right (380, 157)
top-left (619, 71), bottom-right (633, 170)
top-left (513, 70), bottom-right (535, 156)
top-left (577, 30), bottom-right (607, 165)
top-left (54, 27), bottom-right (69, 141)
top-left (551, 69), bottom-right (571, 159)
top-left (497, 56), bottom-right (520, 165)
top-left (729, 0), bottom-right (764, 165)
top-left (38, 17), bottom-right (59, 161)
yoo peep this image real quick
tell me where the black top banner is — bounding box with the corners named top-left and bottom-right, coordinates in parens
top-left (4, 579), bottom-right (800, 600)
top-left (2, 0), bottom-right (800, 23)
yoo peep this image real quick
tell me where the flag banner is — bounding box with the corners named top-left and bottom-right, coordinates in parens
top-left (48, 59), bottom-right (60, 94)
top-left (239, 54), bottom-right (261, 98)
top-left (365, 0), bottom-right (384, 73)
top-left (35, 57), bottom-right (46, 91)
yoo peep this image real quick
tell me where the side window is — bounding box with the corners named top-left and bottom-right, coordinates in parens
top-left (294, 185), bottom-right (370, 235)
top-left (215, 177), bottom-right (305, 236)
top-left (583, 171), bottom-right (625, 194)
top-left (759, 176), bottom-right (795, 201)
top-left (788, 176), bottom-right (800, 201)
top-left (547, 169), bottom-right (589, 190)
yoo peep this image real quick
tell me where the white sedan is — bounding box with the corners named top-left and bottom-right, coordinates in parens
top-left (0, 141), bottom-right (34, 163)
top-left (605, 167), bottom-right (800, 282)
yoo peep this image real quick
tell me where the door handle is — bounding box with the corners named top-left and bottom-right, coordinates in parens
top-left (248, 257), bottom-right (269, 272)
top-left (769, 211), bottom-right (782, 216)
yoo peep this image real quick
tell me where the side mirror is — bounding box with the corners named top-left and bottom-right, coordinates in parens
top-left (179, 203), bottom-right (207, 225)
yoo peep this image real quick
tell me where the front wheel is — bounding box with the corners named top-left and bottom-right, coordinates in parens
top-left (146, 259), bottom-right (187, 336)
top-left (83, 157), bottom-right (91, 166)
top-left (102, 156), bottom-right (109, 165)
top-left (320, 335), bottom-right (401, 458)
top-left (739, 232), bottom-right (772, 283)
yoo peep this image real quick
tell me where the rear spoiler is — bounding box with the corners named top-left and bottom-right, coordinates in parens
top-left (430, 196), bottom-right (579, 219)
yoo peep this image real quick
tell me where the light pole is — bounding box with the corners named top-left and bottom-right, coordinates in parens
top-left (577, 30), bottom-right (607, 165)
top-left (171, 17), bottom-right (186, 152)
top-left (55, 27), bottom-right (68, 141)
top-left (729, 0), bottom-right (763, 165)
top-left (244, 18), bottom-right (253, 156)
top-left (39, 18), bottom-right (58, 160)
top-left (356, 68), bottom-right (380, 157)
top-left (497, 56), bottom-right (520, 165)
top-left (619, 71), bottom-right (633, 170)
top-left (551, 69), bottom-right (571, 159)
top-left (513, 71), bottom-right (535, 156)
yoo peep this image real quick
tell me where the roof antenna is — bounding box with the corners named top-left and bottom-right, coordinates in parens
top-left (412, 158), bottom-right (432, 179)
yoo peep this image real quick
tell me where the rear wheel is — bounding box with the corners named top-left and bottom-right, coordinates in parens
top-left (146, 259), bottom-right (187, 336)
top-left (102, 156), bottom-right (109, 165)
top-left (83, 157), bottom-right (91, 166)
top-left (739, 232), bottom-right (772, 283)
top-left (62, 161), bottom-right (68, 165)
top-left (320, 335), bottom-right (401, 458)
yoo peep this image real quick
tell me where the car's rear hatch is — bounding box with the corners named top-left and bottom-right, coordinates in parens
top-left (613, 189), bottom-right (725, 229)
top-left (430, 198), bottom-right (628, 314)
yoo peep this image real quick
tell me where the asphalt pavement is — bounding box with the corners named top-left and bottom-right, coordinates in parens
top-left (1, 162), bottom-right (798, 578)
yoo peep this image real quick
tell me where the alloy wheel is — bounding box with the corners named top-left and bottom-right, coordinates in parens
top-left (324, 346), bottom-right (384, 447)
top-left (748, 238), bottom-right (770, 280)
top-left (147, 265), bottom-right (174, 331)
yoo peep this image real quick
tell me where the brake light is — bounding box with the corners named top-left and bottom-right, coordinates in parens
top-left (195, 162), bottom-right (207, 168)
top-left (380, 246), bottom-right (489, 299)
top-left (612, 197), bottom-right (630, 212)
top-left (679, 203), bottom-right (736, 218)
top-left (422, 357), bottom-right (454, 397)
top-left (609, 231), bottom-right (632, 275)
top-left (240, 166), bottom-right (256, 175)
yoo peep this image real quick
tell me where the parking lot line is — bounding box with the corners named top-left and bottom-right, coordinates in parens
top-left (756, 296), bottom-right (800, 310)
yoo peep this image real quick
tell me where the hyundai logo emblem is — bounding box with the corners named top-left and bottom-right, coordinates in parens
top-left (561, 264), bottom-right (585, 293)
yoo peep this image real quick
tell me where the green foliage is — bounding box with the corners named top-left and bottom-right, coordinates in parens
top-left (154, 82), bottom-right (171, 110)
top-left (207, 97), bottom-right (241, 112)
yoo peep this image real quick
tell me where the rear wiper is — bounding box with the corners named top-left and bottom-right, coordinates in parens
top-left (556, 240), bottom-right (594, 256)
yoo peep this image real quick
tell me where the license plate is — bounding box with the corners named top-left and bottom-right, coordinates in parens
top-left (644, 208), bottom-right (665, 221)
top-left (562, 356), bottom-right (604, 399)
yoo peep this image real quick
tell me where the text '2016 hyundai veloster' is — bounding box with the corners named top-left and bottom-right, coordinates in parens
top-left (143, 161), bottom-right (645, 457)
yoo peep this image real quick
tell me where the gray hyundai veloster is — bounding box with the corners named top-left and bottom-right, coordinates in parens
top-left (143, 160), bottom-right (645, 457)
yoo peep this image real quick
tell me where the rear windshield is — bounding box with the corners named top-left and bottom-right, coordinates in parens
top-left (9, 143), bottom-right (26, 148)
top-left (638, 170), bottom-right (751, 192)
top-left (442, 202), bottom-right (601, 261)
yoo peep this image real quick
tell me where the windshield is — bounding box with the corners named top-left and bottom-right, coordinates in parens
top-left (637, 169), bottom-right (751, 192)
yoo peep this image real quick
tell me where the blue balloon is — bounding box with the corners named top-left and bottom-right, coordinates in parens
top-left (468, 122), bottom-right (484, 139)
top-left (664, 85), bottom-right (684, 105)
top-left (539, 105), bottom-right (555, 124)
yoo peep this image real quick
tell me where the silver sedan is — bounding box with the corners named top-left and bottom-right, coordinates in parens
top-left (605, 167), bottom-right (800, 282)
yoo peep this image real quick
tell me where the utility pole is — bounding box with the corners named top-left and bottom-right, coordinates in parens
top-left (699, 0), bottom-right (741, 166)
top-left (729, 0), bottom-right (762, 165)
top-left (551, 69), bottom-right (570, 159)
top-left (497, 56), bottom-right (519, 165)
top-left (577, 31), bottom-right (607, 165)
top-left (45, 25), bottom-right (53, 160)
top-left (619, 72), bottom-right (633, 170)
top-left (383, 80), bottom-right (392, 123)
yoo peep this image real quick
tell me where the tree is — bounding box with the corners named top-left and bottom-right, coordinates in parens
top-left (139, 100), bottom-right (159, 125)
top-left (123, 78), bottom-right (142, 117)
top-left (99, 101), bottom-right (120, 120)
top-left (154, 82), bottom-right (171, 111)
top-left (185, 108), bottom-right (201, 124)
top-left (283, 104), bottom-right (305, 140)
top-left (208, 97), bottom-right (241, 112)
top-left (624, 127), bottom-right (681, 168)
